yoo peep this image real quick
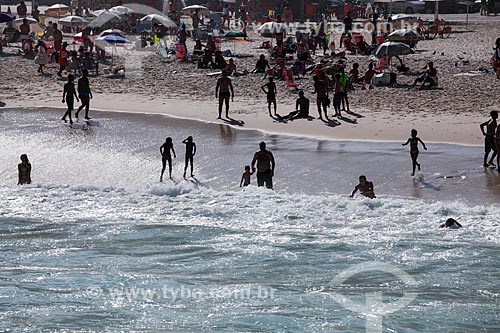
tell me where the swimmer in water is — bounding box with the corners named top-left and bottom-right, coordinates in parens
top-left (18, 154), bottom-right (32, 185)
top-left (240, 165), bottom-right (255, 187)
top-left (439, 218), bottom-right (462, 229)
top-left (402, 129), bottom-right (427, 176)
top-left (160, 137), bottom-right (176, 182)
top-left (350, 175), bottom-right (376, 199)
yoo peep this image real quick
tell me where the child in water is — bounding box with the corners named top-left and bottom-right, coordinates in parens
top-left (402, 129), bottom-right (427, 176)
top-left (240, 165), bottom-right (255, 187)
top-left (18, 154), bottom-right (31, 185)
top-left (350, 175), bottom-right (376, 199)
top-left (160, 137), bottom-right (176, 182)
top-left (182, 136), bottom-right (196, 178)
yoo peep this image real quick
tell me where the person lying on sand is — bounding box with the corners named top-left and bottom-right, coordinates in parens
top-left (350, 175), bottom-right (376, 199)
top-left (439, 218), bottom-right (462, 229)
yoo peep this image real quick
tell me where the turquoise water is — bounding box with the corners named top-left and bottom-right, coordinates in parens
top-left (0, 108), bottom-right (499, 332)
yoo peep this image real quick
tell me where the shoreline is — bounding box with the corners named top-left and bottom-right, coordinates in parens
top-left (3, 94), bottom-right (488, 147)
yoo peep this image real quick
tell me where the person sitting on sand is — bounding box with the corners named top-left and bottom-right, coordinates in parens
top-left (358, 62), bottom-right (377, 84)
top-left (240, 165), bottom-right (255, 187)
top-left (402, 129), bottom-right (427, 176)
top-left (225, 58), bottom-right (237, 76)
top-left (182, 136), bottom-right (196, 178)
top-left (62, 74), bottom-right (79, 125)
top-left (160, 137), bottom-right (176, 181)
top-left (215, 70), bottom-right (234, 119)
top-left (212, 50), bottom-right (227, 70)
top-left (283, 90), bottom-right (310, 120)
top-left (193, 39), bottom-right (204, 56)
top-left (410, 61), bottom-right (438, 90)
top-left (480, 110), bottom-right (498, 167)
top-left (350, 175), bottom-right (376, 199)
top-left (254, 54), bottom-right (270, 74)
top-left (261, 77), bottom-right (277, 117)
top-left (440, 218), bottom-right (462, 229)
top-left (349, 63), bottom-right (360, 84)
top-left (18, 154), bottom-right (31, 185)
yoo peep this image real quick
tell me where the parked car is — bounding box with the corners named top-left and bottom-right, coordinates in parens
top-left (423, 0), bottom-right (480, 14)
top-left (374, 0), bottom-right (426, 14)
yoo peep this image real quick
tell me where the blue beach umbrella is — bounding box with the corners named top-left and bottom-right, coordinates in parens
top-left (95, 34), bottom-right (130, 44)
top-left (0, 12), bottom-right (16, 23)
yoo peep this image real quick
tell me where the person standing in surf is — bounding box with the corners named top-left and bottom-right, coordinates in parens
top-left (62, 74), bottom-right (79, 125)
top-left (182, 136), bottom-right (197, 178)
top-left (215, 70), bottom-right (234, 119)
top-left (402, 129), bottom-right (427, 176)
top-left (18, 154), bottom-right (31, 185)
top-left (75, 69), bottom-right (93, 120)
top-left (480, 110), bottom-right (498, 167)
top-left (240, 165), bottom-right (255, 187)
top-left (251, 141), bottom-right (275, 189)
top-left (261, 77), bottom-right (277, 117)
top-left (160, 137), bottom-right (176, 182)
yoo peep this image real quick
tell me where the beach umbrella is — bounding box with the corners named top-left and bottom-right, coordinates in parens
top-left (109, 6), bottom-right (133, 15)
top-left (95, 35), bottom-right (130, 44)
top-left (224, 31), bottom-right (246, 53)
top-left (257, 21), bottom-right (286, 38)
top-left (13, 17), bottom-right (44, 33)
top-left (89, 11), bottom-right (126, 28)
top-left (374, 41), bottom-right (412, 59)
top-left (182, 5), bottom-right (210, 15)
top-left (91, 9), bottom-right (107, 17)
top-left (390, 14), bottom-right (416, 21)
top-left (458, 1), bottom-right (475, 29)
top-left (0, 12), bottom-right (16, 23)
top-left (45, 4), bottom-right (71, 16)
top-left (140, 14), bottom-right (176, 27)
top-left (99, 29), bottom-right (125, 38)
top-left (58, 15), bottom-right (89, 27)
top-left (387, 29), bottom-right (424, 42)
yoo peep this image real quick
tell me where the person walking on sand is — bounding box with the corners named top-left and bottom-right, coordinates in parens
top-left (160, 137), bottom-right (176, 182)
top-left (57, 41), bottom-right (69, 77)
top-left (62, 74), bottom-right (79, 125)
top-left (18, 154), bottom-right (31, 185)
top-left (261, 77), bottom-right (277, 117)
top-left (216, 70), bottom-right (234, 119)
top-left (240, 165), bottom-right (255, 187)
top-left (480, 110), bottom-right (498, 167)
top-left (75, 69), bottom-right (93, 120)
top-left (182, 136), bottom-right (197, 178)
top-left (402, 129), bottom-right (427, 176)
top-left (312, 75), bottom-right (329, 120)
top-left (251, 141), bottom-right (275, 189)
top-left (350, 175), bottom-right (375, 199)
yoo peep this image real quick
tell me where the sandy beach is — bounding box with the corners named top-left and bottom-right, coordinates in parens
top-left (1, 14), bottom-right (500, 146)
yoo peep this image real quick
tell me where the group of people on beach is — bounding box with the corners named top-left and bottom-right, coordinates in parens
top-left (159, 136), bottom-right (197, 182)
top-left (61, 69), bottom-right (93, 125)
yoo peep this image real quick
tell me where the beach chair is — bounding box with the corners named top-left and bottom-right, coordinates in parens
top-left (438, 25), bottom-right (452, 38)
top-left (175, 43), bottom-right (187, 60)
top-left (283, 68), bottom-right (299, 91)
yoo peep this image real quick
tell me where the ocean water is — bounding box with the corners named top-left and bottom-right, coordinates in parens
top-left (0, 108), bottom-right (499, 332)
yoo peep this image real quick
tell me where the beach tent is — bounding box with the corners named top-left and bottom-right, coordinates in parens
top-left (58, 16), bottom-right (89, 28)
top-left (45, 4), bottom-right (71, 17)
top-left (89, 11), bottom-right (126, 28)
top-left (0, 12), bottom-right (16, 23)
top-left (182, 5), bottom-right (210, 15)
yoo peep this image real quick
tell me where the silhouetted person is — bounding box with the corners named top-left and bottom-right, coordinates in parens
top-left (350, 175), bottom-right (375, 199)
top-left (251, 141), bottom-right (275, 189)
top-left (402, 129), bottom-right (427, 176)
top-left (240, 165), bottom-right (255, 187)
top-left (283, 90), bottom-right (310, 120)
top-left (75, 69), bottom-right (93, 120)
top-left (312, 75), bottom-right (329, 120)
top-left (261, 77), bottom-right (277, 117)
top-left (62, 74), bottom-right (79, 125)
top-left (216, 70), bottom-right (234, 119)
top-left (182, 136), bottom-right (196, 178)
top-left (18, 154), bottom-right (31, 185)
top-left (440, 218), bottom-right (462, 229)
top-left (410, 61), bottom-right (438, 90)
top-left (480, 110), bottom-right (498, 167)
top-left (160, 137), bottom-right (176, 181)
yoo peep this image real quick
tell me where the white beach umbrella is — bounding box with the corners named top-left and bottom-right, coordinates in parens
top-left (140, 14), bottom-right (176, 27)
top-left (58, 15), bottom-right (89, 27)
top-left (13, 17), bottom-right (45, 33)
top-left (375, 41), bottom-right (412, 59)
top-left (109, 6), bottom-right (134, 15)
top-left (182, 5), bottom-right (210, 15)
top-left (258, 22), bottom-right (287, 38)
top-left (45, 4), bottom-right (71, 17)
top-left (99, 29), bottom-right (126, 38)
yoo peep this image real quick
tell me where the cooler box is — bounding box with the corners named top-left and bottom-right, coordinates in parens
top-left (372, 73), bottom-right (391, 86)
